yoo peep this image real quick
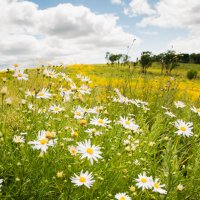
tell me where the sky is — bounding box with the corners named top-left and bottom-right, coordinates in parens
top-left (0, 0), bottom-right (200, 67)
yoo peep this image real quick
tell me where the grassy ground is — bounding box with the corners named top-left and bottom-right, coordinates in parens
top-left (0, 63), bottom-right (199, 199)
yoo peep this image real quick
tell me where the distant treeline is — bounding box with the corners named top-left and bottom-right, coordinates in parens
top-left (105, 50), bottom-right (200, 74)
top-left (105, 51), bottom-right (200, 65)
top-left (152, 53), bottom-right (200, 64)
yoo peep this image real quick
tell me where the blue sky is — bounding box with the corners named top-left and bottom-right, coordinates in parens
top-left (31, 0), bottom-right (188, 53)
top-left (0, 0), bottom-right (199, 66)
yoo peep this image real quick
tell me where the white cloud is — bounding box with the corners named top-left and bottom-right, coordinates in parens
top-left (140, 31), bottom-right (158, 36)
top-left (138, 0), bottom-right (200, 28)
top-left (0, 0), bottom-right (140, 67)
top-left (111, 0), bottom-right (123, 5)
top-left (169, 34), bottom-right (200, 54)
top-left (136, 0), bottom-right (200, 53)
top-left (124, 0), bottom-right (155, 17)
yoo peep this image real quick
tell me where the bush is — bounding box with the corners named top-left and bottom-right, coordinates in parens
top-left (187, 70), bottom-right (198, 80)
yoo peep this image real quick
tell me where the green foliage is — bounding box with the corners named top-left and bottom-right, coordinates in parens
top-left (140, 51), bottom-right (153, 73)
top-left (105, 52), bottom-right (130, 66)
top-left (190, 53), bottom-right (200, 64)
top-left (0, 65), bottom-right (200, 199)
top-left (187, 69), bottom-right (198, 80)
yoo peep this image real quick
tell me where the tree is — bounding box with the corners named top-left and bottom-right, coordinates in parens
top-left (162, 51), bottom-right (179, 74)
top-left (140, 51), bottom-right (153, 73)
top-left (116, 54), bottom-right (123, 66)
top-left (190, 53), bottom-right (200, 64)
top-left (108, 54), bottom-right (118, 65)
top-left (105, 52), bottom-right (111, 65)
top-left (179, 53), bottom-right (190, 63)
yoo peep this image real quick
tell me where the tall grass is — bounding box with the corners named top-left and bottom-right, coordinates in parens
top-left (0, 64), bottom-right (199, 199)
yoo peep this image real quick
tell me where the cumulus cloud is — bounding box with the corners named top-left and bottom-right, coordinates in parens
top-left (137, 0), bottom-right (200, 28)
top-left (124, 0), bottom-right (155, 17)
top-left (0, 0), bottom-right (140, 67)
top-left (111, 0), bottom-right (123, 5)
top-left (169, 34), bottom-right (200, 54)
top-left (134, 0), bottom-right (200, 53)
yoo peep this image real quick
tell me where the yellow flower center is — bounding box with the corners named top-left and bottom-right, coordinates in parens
top-left (79, 176), bottom-right (86, 183)
top-left (86, 148), bottom-right (94, 154)
top-left (15, 138), bottom-right (21, 143)
top-left (197, 108), bottom-right (200, 112)
top-left (98, 119), bottom-right (103, 124)
top-left (38, 92), bottom-right (44, 97)
top-left (18, 73), bottom-right (22, 77)
top-left (76, 111), bottom-right (81, 116)
top-left (46, 132), bottom-right (54, 138)
top-left (119, 197), bottom-right (126, 200)
top-left (14, 64), bottom-right (18, 67)
top-left (71, 149), bottom-right (76, 154)
top-left (180, 126), bottom-right (186, 131)
top-left (125, 120), bottom-right (130, 125)
top-left (54, 107), bottom-right (60, 111)
top-left (80, 119), bottom-right (87, 125)
top-left (73, 131), bottom-right (78, 137)
top-left (141, 178), bottom-right (147, 183)
top-left (40, 138), bottom-right (48, 145)
top-left (154, 183), bottom-right (160, 189)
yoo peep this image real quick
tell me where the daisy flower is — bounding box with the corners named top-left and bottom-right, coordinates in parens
top-left (0, 86), bottom-right (8, 95)
top-left (37, 88), bottom-right (51, 99)
top-left (115, 193), bottom-right (131, 200)
top-left (49, 104), bottom-right (64, 114)
top-left (28, 103), bottom-right (34, 110)
top-left (28, 130), bottom-right (57, 153)
top-left (21, 99), bottom-right (26, 105)
top-left (13, 135), bottom-right (25, 144)
top-left (45, 131), bottom-right (56, 139)
top-left (77, 139), bottom-right (102, 165)
top-left (59, 86), bottom-right (72, 96)
top-left (43, 69), bottom-right (58, 78)
top-left (174, 101), bottom-right (185, 108)
top-left (63, 92), bottom-right (73, 102)
top-left (71, 129), bottom-right (78, 138)
top-left (177, 184), bottom-right (184, 191)
top-left (12, 64), bottom-right (19, 69)
top-left (76, 74), bottom-right (82, 79)
top-left (60, 88), bottom-right (74, 102)
top-left (38, 108), bottom-right (47, 114)
top-left (5, 97), bottom-right (12, 105)
top-left (25, 90), bottom-right (35, 98)
top-left (81, 76), bottom-right (92, 83)
top-left (13, 70), bottom-right (28, 81)
top-left (68, 146), bottom-right (78, 156)
top-left (71, 171), bottom-right (95, 188)
top-left (85, 128), bottom-right (103, 137)
top-left (136, 172), bottom-right (153, 191)
top-left (191, 106), bottom-right (200, 116)
top-left (174, 119), bottom-right (193, 137)
top-left (152, 178), bottom-right (167, 194)
top-left (118, 116), bottom-right (139, 132)
top-left (78, 85), bottom-right (91, 95)
top-left (90, 117), bottom-right (111, 127)
top-left (70, 82), bottom-right (77, 91)
top-left (73, 106), bottom-right (85, 119)
top-left (87, 106), bottom-right (101, 114)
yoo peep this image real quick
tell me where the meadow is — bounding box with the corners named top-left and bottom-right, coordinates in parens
top-left (0, 63), bottom-right (200, 200)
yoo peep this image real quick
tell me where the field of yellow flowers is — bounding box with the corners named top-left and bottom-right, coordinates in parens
top-left (0, 64), bottom-right (199, 200)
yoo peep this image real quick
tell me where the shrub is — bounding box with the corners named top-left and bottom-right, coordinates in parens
top-left (187, 70), bottom-right (198, 80)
